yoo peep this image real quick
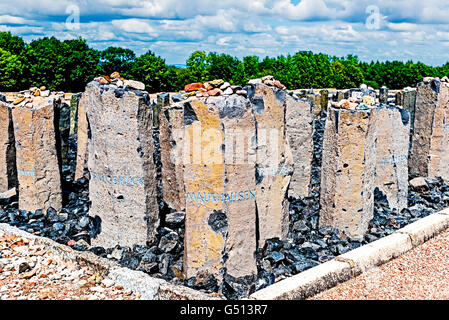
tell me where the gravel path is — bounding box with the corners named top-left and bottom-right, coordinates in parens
top-left (0, 230), bottom-right (140, 300)
top-left (310, 228), bottom-right (449, 300)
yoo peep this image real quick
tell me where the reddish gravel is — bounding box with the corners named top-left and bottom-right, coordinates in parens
top-left (0, 230), bottom-right (140, 300)
top-left (310, 228), bottom-right (449, 300)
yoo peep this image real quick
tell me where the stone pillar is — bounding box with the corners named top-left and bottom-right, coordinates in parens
top-left (402, 88), bottom-right (417, 129)
top-left (0, 101), bottom-right (17, 193)
top-left (153, 93), bottom-right (170, 128)
top-left (57, 99), bottom-right (71, 167)
top-left (306, 92), bottom-right (322, 116)
top-left (86, 81), bottom-right (159, 247)
top-left (320, 89), bottom-right (329, 111)
top-left (74, 93), bottom-right (88, 180)
top-left (319, 107), bottom-right (377, 238)
top-left (334, 91), bottom-right (344, 102)
top-left (285, 94), bottom-right (314, 199)
top-left (159, 96), bottom-right (185, 211)
top-left (69, 93), bottom-right (82, 136)
top-left (246, 83), bottom-right (293, 247)
top-left (373, 106), bottom-right (410, 212)
top-left (395, 91), bottom-right (403, 106)
top-left (12, 97), bottom-right (63, 212)
top-left (410, 79), bottom-right (449, 180)
top-left (379, 86), bottom-right (389, 104)
top-left (182, 95), bottom-right (257, 281)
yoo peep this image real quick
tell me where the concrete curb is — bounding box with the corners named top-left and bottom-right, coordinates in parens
top-left (0, 223), bottom-right (222, 300)
top-left (250, 209), bottom-right (449, 300)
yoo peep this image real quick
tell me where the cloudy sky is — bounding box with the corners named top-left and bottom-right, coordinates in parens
top-left (1, 0), bottom-right (449, 66)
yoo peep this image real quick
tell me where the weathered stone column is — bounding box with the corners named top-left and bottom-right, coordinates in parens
top-left (86, 80), bottom-right (159, 247)
top-left (319, 107), bottom-right (377, 238)
top-left (285, 94), bottom-right (314, 199)
top-left (159, 96), bottom-right (185, 211)
top-left (74, 93), bottom-right (88, 180)
top-left (0, 101), bottom-right (17, 193)
top-left (379, 86), bottom-right (389, 104)
top-left (395, 91), bottom-right (403, 106)
top-left (69, 93), bottom-right (82, 136)
top-left (305, 91), bottom-right (322, 116)
top-left (372, 106), bottom-right (410, 212)
top-left (12, 97), bottom-right (63, 212)
top-left (246, 83), bottom-right (293, 247)
top-left (182, 95), bottom-right (257, 281)
top-left (402, 88), bottom-right (417, 129)
top-left (410, 79), bottom-right (449, 180)
top-left (56, 99), bottom-right (71, 167)
top-left (320, 89), bottom-right (329, 111)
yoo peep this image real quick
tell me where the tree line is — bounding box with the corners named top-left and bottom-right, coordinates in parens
top-left (1, 31), bottom-right (448, 93)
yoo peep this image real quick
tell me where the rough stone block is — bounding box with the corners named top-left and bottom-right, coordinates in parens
top-left (306, 92), bottom-right (322, 116)
top-left (246, 83), bottom-right (292, 247)
top-left (410, 79), bottom-right (449, 180)
top-left (12, 97), bottom-right (63, 212)
top-left (402, 88), bottom-right (417, 129)
top-left (0, 101), bottom-right (17, 193)
top-left (69, 93), bottom-right (82, 136)
top-left (319, 107), bottom-right (377, 238)
top-left (182, 96), bottom-right (257, 281)
top-left (372, 106), bottom-right (410, 212)
top-left (85, 81), bottom-right (159, 248)
top-left (159, 97), bottom-right (185, 211)
top-left (74, 93), bottom-right (88, 180)
top-left (395, 91), bottom-right (403, 106)
top-left (285, 95), bottom-right (314, 199)
top-left (56, 99), bottom-right (71, 167)
top-left (379, 87), bottom-right (389, 104)
top-left (320, 89), bottom-right (329, 111)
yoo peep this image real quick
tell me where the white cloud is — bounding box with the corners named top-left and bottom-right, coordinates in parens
top-left (1, 0), bottom-right (449, 65)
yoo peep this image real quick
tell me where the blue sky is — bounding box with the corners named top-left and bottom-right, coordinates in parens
top-left (1, 0), bottom-right (449, 66)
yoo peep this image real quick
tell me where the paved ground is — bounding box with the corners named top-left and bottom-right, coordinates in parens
top-left (310, 228), bottom-right (449, 300)
top-left (0, 230), bottom-right (140, 300)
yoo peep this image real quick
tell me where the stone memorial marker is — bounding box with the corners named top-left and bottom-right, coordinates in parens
top-left (0, 100), bottom-right (17, 193)
top-left (57, 99), bottom-right (71, 167)
top-left (372, 106), bottom-right (410, 212)
top-left (319, 107), bottom-right (377, 238)
top-left (85, 80), bottom-right (159, 248)
top-left (410, 79), bottom-right (449, 180)
top-left (379, 86), bottom-right (389, 104)
top-left (182, 95), bottom-right (258, 281)
top-left (320, 89), bottom-right (329, 112)
top-left (246, 83), bottom-right (293, 247)
top-left (395, 91), bottom-right (403, 106)
top-left (285, 94), bottom-right (314, 199)
top-left (12, 96), bottom-right (63, 212)
top-left (69, 93), bottom-right (82, 136)
top-left (306, 92), bottom-right (322, 116)
top-left (159, 96), bottom-right (185, 211)
top-left (402, 88), bottom-right (417, 129)
top-left (74, 93), bottom-right (88, 180)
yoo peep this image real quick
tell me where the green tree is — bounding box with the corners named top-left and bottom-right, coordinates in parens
top-left (0, 48), bottom-right (23, 90)
top-left (99, 47), bottom-right (136, 78)
top-left (0, 32), bottom-right (25, 56)
top-left (62, 38), bottom-right (101, 92)
top-left (186, 51), bottom-right (209, 82)
top-left (130, 50), bottom-right (175, 93)
top-left (23, 37), bottom-right (66, 90)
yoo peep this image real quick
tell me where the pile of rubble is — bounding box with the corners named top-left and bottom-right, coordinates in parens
top-left (180, 75), bottom-right (286, 99)
top-left (94, 72), bottom-right (145, 91)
